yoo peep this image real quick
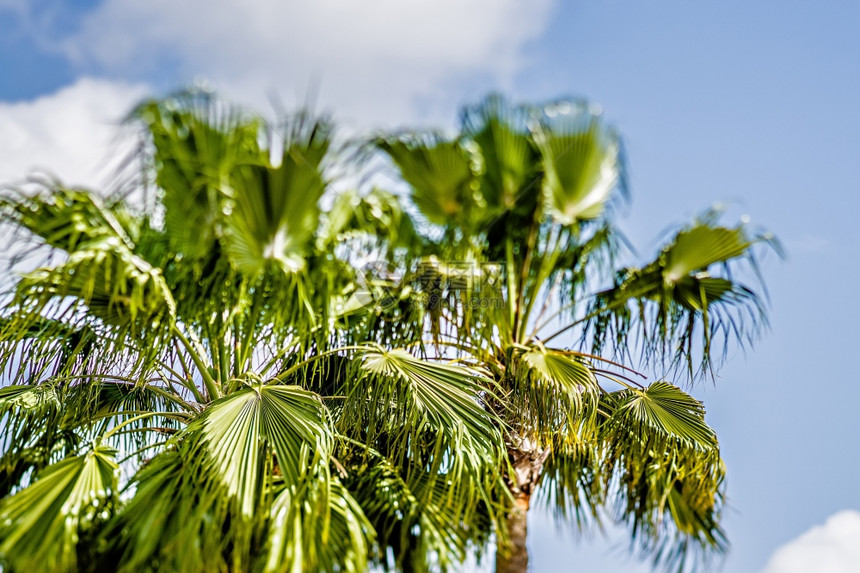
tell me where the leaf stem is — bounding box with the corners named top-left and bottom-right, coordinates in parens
top-left (172, 324), bottom-right (221, 401)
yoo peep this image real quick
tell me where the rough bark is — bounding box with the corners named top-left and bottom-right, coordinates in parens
top-left (495, 439), bottom-right (550, 573)
top-left (495, 494), bottom-right (531, 573)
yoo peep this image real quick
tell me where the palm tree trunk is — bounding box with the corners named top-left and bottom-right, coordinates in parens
top-left (495, 493), bottom-right (531, 573)
top-left (496, 438), bottom-right (548, 573)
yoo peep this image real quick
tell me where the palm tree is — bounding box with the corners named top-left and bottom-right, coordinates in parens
top-left (0, 90), bottom-right (777, 573)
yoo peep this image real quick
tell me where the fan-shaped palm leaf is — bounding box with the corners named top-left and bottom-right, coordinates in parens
top-left (603, 382), bottom-right (717, 451)
top-left (575, 218), bottom-right (778, 375)
top-left (194, 384), bottom-right (332, 514)
top-left (377, 135), bottom-right (477, 226)
top-left (0, 445), bottom-right (118, 573)
top-left (134, 94), bottom-right (261, 258)
top-left (534, 100), bottom-right (624, 225)
top-left (223, 154), bottom-right (325, 277)
top-left (350, 348), bottom-right (502, 467)
top-left (516, 348), bottom-right (602, 442)
top-left (460, 94), bottom-right (535, 217)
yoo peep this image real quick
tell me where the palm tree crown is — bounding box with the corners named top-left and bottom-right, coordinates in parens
top-left (0, 90), bottom-right (778, 573)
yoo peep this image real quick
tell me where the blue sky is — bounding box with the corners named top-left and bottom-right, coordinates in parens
top-left (1, 1), bottom-right (858, 572)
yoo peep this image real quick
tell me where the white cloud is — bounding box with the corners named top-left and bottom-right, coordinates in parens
top-left (0, 2), bottom-right (556, 194)
top-left (762, 510), bottom-right (860, 573)
top-left (0, 78), bottom-right (148, 188)
top-left (61, 0), bottom-right (554, 126)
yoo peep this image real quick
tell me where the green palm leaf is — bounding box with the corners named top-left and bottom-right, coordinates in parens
top-left (223, 155), bottom-right (325, 277)
top-left (377, 135), bottom-right (477, 226)
top-left (0, 384), bottom-right (65, 495)
top-left (264, 479), bottom-right (371, 573)
top-left (342, 445), bottom-right (501, 572)
top-left (600, 389), bottom-right (726, 572)
top-left (196, 384), bottom-right (333, 515)
top-left (460, 94), bottom-right (535, 216)
top-left (109, 384), bottom-right (349, 572)
top-left (521, 348), bottom-right (598, 396)
top-left (135, 94), bottom-right (261, 258)
top-left (353, 349), bottom-right (502, 465)
top-left (107, 450), bottom-right (221, 572)
top-left (1, 186), bottom-right (136, 254)
top-left (534, 100), bottom-right (624, 225)
top-left (579, 217), bottom-right (777, 376)
top-left (664, 221), bottom-right (755, 283)
top-left (18, 243), bottom-right (175, 326)
top-left (0, 445), bottom-right (118, 573)
top-left (198, 387), bottom-right (263, 516)
top-left (605, 382), bottom-right (717, 451)
top-left (258, 385), bottom-right (334, 482)
top-left (517, 348), bottom-right (602, 442)
top-left (322, 187), bottom-right (422, 256)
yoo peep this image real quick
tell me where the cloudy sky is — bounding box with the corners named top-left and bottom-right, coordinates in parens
top-left (1, 1), bottom-right (859, 571)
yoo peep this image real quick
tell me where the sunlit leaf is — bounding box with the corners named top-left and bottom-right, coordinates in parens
top-left (377, 135), bottom-right (476, 225)
top-left (534, 100), bottom-right (624, 225)
top-left (223, 155), bottom-right (325, 277)
top-left (605, 382), bottom-right (717, 451)
top-left (0, 445), bottom-right (117, 573)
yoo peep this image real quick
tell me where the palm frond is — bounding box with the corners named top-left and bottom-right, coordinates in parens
top-left (223, 154), bottom-right (325, 277)
top-left (580, 217), bottom-right (779, 377)
top-left (599, 383), bottom-right (726, 572)
top-left (536, 441), bottom-right (604, 530)
top-left (341, 444), bottom-right (502, 572)
top-left (16, 242), bottom-right (175, 328)
top-left (0, 384), bottom-right (66, 495)
top-left (322, 187), bottom-right (422, 257)
top-left (1, 186), bottom-right (136, 255)
top-left (133, 94), bottom-right (262, 258)
top-left (263, 478), bottom-right (372, 573)
top-left (514, 347), bottom-right (602, 443)
top-left (0, 445), bottom-right (118, 573)
top-left (603, 382), bottom-right (717, 451)
top-left (533, 99), bottom-right (625, 225)
top-left (377, 134), bottom-right (477, 226)
top-left (5, 237), bottom-right (176, 380)
top-left (348, 348), bottom-right (503, 469)
top-left (106, 449), bottom-right (222, 572)
top-left (459, 94), bottom-right (536, 218)
top-left (194, 384), bottom-right (333, 516)
top-left (109, 385), bottom-right (363, 573)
